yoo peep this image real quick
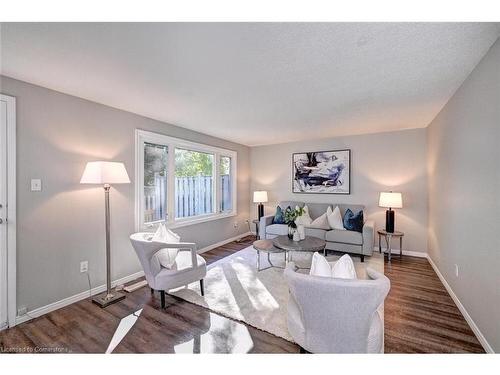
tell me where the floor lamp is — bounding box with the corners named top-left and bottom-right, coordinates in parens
top-left (80, 161), bottom-right (131, 307)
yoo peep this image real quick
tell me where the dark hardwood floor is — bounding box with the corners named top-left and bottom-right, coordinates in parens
top-left (0, 236), bottom-right (484, 353)
top-left (383, 255), bottom-right (484, 353)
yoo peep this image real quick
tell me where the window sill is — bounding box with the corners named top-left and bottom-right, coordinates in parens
top-left (143, 211), bottom-right (238, 231)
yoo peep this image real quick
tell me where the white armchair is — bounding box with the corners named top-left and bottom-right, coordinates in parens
top-left (130, 232), bottom-right (207, 308)
top-left (284, 262), bottom-right (390, 353)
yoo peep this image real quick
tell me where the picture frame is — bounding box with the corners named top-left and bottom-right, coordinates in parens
top-left (292, 149), bottom-right (351, 194)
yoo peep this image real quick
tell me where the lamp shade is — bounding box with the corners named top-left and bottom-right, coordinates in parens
top-left (80, 161), bottom-right (131, 184)
top-left (379, 192), bottom-right (403, 209)
top-left (253, 191), bottom-right (268, 203)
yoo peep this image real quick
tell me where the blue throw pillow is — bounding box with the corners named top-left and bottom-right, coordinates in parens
top-left (273, 206), bottom-right (286, 224)
top-left (343, 209), bottom-right (364, 232)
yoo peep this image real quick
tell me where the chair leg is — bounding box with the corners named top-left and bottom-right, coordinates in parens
top-left (200, 279), bottom-right (205, 296)
top-left (160, 290), bottom-right (166, 309)
top-left (360, 255), bottom-right (365, 263)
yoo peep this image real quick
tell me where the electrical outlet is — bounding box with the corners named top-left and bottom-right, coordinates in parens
top-left (454, 264), bottom-right (459, 278)
top-left (30, 178), bottom-right (42, 192)
top-left (80, 261), bottom-right (89, 273)
top-left (17, 306), bottom-right (28, 316)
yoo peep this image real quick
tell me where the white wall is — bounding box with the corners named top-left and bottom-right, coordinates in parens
top-left (0, 76), bottom-right (251, 314)
top-left (250, 128), bottom-right (428, 253)
top-left (427, 38), bottom-right (500, 352)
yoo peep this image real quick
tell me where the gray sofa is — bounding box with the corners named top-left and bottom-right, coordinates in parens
top-left (259, 201), bottom-right (374, 261)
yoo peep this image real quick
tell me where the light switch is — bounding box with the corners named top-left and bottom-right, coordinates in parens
top-left (31, 179), bottom-right (42, 192)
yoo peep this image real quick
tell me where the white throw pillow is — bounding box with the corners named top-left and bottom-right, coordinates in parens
top-left (309, 252), bottom-right (332, 277)
top-left (307, 212), bottom-right (330, 230)
top-left (327, 205), bottom-right (346, 230)
top-left (295, 205), bottom-right (312, 226)
top-left (331, 254), bottom-right (357, 279)
top-left (152, 223), bottom-right (181, 269)
top-left (152, 222), bottom-right (167, 242)
top-left (152, 223), bottom-right (180, 243)
top-left (155, 248), bottom-right (179, 270)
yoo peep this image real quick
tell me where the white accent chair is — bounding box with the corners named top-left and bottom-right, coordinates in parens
top-left (284, 262), bottom-right (390, 353)
top-left (130, 232), bottom-right (207, 308)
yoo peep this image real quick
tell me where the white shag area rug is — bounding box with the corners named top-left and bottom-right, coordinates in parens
top-left (169, 246), bottom-right (384, 342)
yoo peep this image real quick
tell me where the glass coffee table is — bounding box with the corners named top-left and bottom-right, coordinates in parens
top-left (272, 235), bottom-right (326, 269)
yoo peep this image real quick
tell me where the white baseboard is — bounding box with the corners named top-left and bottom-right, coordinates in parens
top-left (374, 246), bottom-right (428, 258)
top-left (13, 233), bottom-right (252, 327)
top-left (197, 231), bottom-right (253, 254)
top-left (426, 255), bottom-right (494, 353)
top-left (15, 271), bottom-right (145, 326)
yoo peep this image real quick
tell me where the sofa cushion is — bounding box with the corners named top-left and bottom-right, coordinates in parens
top-left (272, 206), bottom-right (287, 224)
top-left (343, 209), bottom-right (364, 232)
top-left (310, 252), bottom-right (332, 277)
top-left (331, 254), bottom-right (357, 279)
top-left (308, 212), bottom-right (330, 230)
top-left (326, 229), bottom-right (363, 245)
top-left (327, 206), bottom-right (346, 230)
top-left (304, 228), bottom-right (326, 240)
top-left (266, 224), bottom-right (289, 236)
top-left (278, 202), bottom-right (365, 220)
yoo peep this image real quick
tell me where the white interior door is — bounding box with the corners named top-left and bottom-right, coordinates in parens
top-left (0, 99), bottom-right (8, 329)
top-left (0, 94), bottom-right (15, 329)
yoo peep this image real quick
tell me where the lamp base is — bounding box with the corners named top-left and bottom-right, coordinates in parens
top-left (92, 291), bottom-right (125, 308)
top-left (258, 203), bottom-right (264, 220)
top-left (385, 209), bottom-right (395, 233)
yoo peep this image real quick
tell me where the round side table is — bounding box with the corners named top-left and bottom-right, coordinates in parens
top-left (253, 239), bottom-right (286, 271)
top-left (377, 230), bottom-right (404, 262)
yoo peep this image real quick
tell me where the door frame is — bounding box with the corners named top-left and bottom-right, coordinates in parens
top-left (1, 94), bottom-right (17, 328)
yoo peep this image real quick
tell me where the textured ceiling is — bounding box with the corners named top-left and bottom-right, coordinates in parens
top-left (1, 23), bottom-right (499, 146)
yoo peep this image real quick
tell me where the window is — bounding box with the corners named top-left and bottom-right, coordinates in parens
top-left (175, 148), bottom-right (214, 219)
top-left (136, 130), bottom-right (237, 230)
top-left (220, 156), bottom-right (232, 213)
top-left (143, 142), bottom-right (168, 223)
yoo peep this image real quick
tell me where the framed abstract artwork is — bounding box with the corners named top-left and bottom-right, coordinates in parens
top-left (292, 149), bottom-right (351, 194)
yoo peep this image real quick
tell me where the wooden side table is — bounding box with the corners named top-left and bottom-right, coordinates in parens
top-left (377, 230), bottom-right (404, 262)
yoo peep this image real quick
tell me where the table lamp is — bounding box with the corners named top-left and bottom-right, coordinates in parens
top-left (81, 161), bottom-right (130, 307)
top-left (379, 191), bottom-right (403, 233)
top-left (253, 191), bottom-right (268, 220)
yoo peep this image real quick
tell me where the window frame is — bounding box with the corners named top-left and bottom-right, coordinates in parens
top-left (135, 129), bottom-right (237, 231)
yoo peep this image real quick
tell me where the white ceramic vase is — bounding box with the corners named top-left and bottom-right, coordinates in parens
top-left (293, 230), bottom-right (300, 242)
top-left (297, 224), bottom-right (305, 240)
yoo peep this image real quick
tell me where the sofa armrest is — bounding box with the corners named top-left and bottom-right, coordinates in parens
top-left (362, 220), bottom-right (375, 255)
top-left (259, 215), bottom-right (275, 239)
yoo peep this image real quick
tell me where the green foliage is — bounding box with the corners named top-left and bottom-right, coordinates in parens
top-left (144, 144), bottom-right (227, 186)
top-left (220, 156), bottom-right (231, 175)
top-left (175, 149), bottom-right (213, 177)
top-left (284, 206), bottom-right (305, 226)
